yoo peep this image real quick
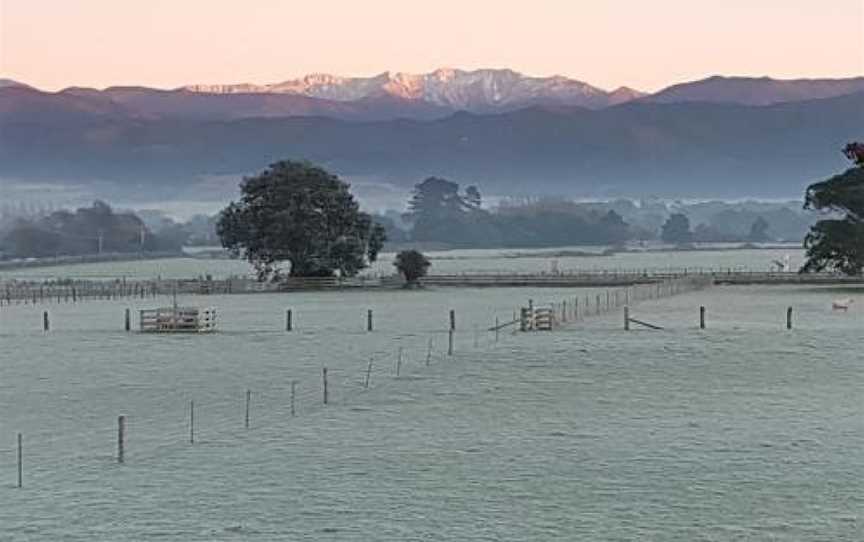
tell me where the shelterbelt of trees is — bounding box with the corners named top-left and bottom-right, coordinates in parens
top-left (382, 177), bottom-right (806, 249)
top-left (397, 177), bottom-right (630, 248)
top-left (0, 201), bottom-right (182, 259)
top-left (1, 164), bottom-right (819, 262)
top-left (211, 160), bottom-right (824, 280)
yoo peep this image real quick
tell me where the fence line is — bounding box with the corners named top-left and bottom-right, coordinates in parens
top-left (1, 275), bottom-right (714, 488)
top-left (2, 269), bottom-right (859, 308)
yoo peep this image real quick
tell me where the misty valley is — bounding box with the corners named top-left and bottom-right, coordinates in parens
top-left (2, 4), bottom-right (864, 540)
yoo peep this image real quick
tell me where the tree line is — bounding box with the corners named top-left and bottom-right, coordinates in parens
top-left (216, 147), bottom-right (864, 280)
top-left (7, 143), bottom-right (860, 278)
top-left (0, 201), bottom-right (182, 259)
top-left (398, 177), bottom-right (631, 248)
top-left (392, 177), bottom-right (789, 248)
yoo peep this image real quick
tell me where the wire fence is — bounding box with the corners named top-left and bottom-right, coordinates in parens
top-left (3, 268), bottom-right (858, 308)
top-left (0, 275), bottom-right (711, 489)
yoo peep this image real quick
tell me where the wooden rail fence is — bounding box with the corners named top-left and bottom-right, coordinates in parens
top-left (2, 270), bottom-right (860, 307)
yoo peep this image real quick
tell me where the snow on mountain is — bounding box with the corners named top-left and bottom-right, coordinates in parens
top-left (181, 68), bottom-right (629, 110)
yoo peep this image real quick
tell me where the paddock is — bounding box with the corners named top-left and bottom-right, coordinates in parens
top-left (1, 280), bottom-right (861, 539)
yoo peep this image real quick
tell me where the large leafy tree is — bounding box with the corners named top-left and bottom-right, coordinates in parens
top-left (801, 143), bottom-right (864, 275)
top-left (596, 210), bottom-right (630, 245)
top-left (661, 213), bottom-right (692, 244)
top-left (217, 161), bottom-right (386, 280)
top-left (407, 178), bottom-right (465, 217)
top-left (405, 177), bottom-right (478, 242)
top-left (747, 217), bottom-right (771, 243)
top-left (393, 249), bottom-right (431, 286)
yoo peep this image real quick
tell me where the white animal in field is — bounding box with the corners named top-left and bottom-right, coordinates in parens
top-left (832, 298), bottom-right (854, 311)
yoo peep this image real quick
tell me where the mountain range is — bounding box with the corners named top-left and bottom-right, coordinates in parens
top-left (3, 69), bottom-right (863, 122)
top-left (182, 68), bottom-right (646, 112)
top-left (1, 69), bottom-right (863, 200)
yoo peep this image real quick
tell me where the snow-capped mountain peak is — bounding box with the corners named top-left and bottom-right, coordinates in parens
top-left (180, 68), bottom-right (638, 110)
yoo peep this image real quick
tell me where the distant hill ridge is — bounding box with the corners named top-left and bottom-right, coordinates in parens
top-left (3, 70), bottom-right (863, 121)
top-left (179, 69), bottom-right (864, 110)
top-left (2, 86), bottom-right (862, 198)
top-left (645, 75), bottom-right (864, 106)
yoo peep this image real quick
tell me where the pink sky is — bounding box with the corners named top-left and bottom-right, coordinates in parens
top-left (1, 0), bottom-right (862, 92)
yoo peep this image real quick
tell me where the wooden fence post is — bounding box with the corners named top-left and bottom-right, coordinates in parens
top-left (125, 308), bottom-right (131, 332)
top-left (244, 390), bottom-right (251, 429)
top-left (117, 416), bottom-right (126, 464)
top-left (365, 358), bottom-right (373, 389)
top-left (396, 347), bottom-right (403, 377)
top-left (624, 306), bottom-right (630, 331)
top-left (189, 400), bottom-right (195, 444)
top-left (42, 311), bottom-right (49, 332)
top-left (17, 433), bottom-right (22, 488)
top-left (700, 306), bottom-right (706, 329)
top-left (449, 309), bottom-right (456, 331)
top-left (322, 368), bottom-right (329, 404)
top-left (448, 329), bottom-right (454, 356)
top-left (786, 307), bottom-right (793, 330)
top-left (290, 380), bottom-right (296, 417)
top-left (286, 309), bottom-right (293, 331)
top-left (367, 309), bottom-right (373, 332)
